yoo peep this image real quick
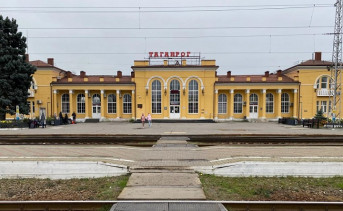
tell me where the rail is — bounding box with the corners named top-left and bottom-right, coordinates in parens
top-left (0, 201), bottom-right (343, 211)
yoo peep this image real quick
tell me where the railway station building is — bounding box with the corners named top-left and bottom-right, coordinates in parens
top-left (14, 51), bottom-right (340, 121)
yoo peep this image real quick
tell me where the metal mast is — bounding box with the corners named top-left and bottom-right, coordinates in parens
top-left (330, 0), bottom-right (343, 121)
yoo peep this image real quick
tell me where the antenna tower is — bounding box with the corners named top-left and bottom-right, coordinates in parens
top-left (330, 0), bottom-right (343, 121)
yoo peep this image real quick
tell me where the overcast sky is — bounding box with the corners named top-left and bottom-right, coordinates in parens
top-left (0, 0), bottom-right (336, 76)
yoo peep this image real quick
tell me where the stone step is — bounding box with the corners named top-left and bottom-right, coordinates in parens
top-left (126, 173), bottom-right (202, 187)
top-left (129, 166), bottom-right (195, 173)
top-left (117, 187), bottom-right (206, 200)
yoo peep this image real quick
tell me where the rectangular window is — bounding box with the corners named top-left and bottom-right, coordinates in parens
top-left (321, 101), bottom-right (327, 113)
top-left (27, 101), bottom-right (31, 113)
top-left (234, 102), bottom-right (243, 113)
top-left (32, 101), bottom-right (35, 113)
top-left (77, 102), bottom-right (85, 113)
top-left (316, 101), bottom-right (319, 112)
top-left (321, 77), bottom-right (327, 89)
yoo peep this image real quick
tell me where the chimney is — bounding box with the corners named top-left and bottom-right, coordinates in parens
top-left (277, 70), bottom-right (282, 77)
top-left (25, 54), bottom-right (29, 63)
top-left (80, 71), bottom-right (86, 78)
top-left (66, 71), bottom-right (72, 78)
top-left (314, 52), bottom-right (322, 61)
top-left (117, 70), bottom-right (122, 78)
top-left (265, 71), bottom-right (269, 77)
top-left (227, 71), bottom-right (231, 78)
top-left (47, 58), bottom-right (54, 66)
top-left (131, 71), bottom-right (135, 78)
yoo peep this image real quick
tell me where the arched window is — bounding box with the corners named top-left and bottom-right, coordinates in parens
top-left (188, 80), bottom-right (198, 113)
top-left (152, 80), bottom-right (162, 113)
top-left (218, 94), bottom-right (227, 114)
top-left (281, 93), bottom-right (290, 113)
top-left (123, 94), bottom-right (132, 114)
top-left (61, 94), bottom-right (70, 113)
top-left (266, 93), bottom-right (274, 113)
top-left (77, 94), bottom-right (85, 113)
top-left (108, 94), bottom-right (116, 113)
top-left (92, 94), bottom-right (101, 105)
top-left (234, 94), bottom-right (243, 113)
top-left (315, 75), bottom-right (332, 89)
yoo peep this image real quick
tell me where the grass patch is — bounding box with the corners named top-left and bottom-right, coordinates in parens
top-left (0, 175), bottom-right (129, 201)
top-left (199, 174), bottom-right (343, 201)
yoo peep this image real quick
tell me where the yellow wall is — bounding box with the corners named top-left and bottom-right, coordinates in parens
top-left (133, 67), bottom-right (217, 120)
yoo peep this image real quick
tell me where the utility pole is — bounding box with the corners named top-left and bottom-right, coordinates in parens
top-left (330, 0), bottom-right (343, 122)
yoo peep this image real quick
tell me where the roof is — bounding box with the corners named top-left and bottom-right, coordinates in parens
top-left (52, 75), bottom-right (134, 85)
top-left (283, 59), bottom-right (333, 74)
top-left (216, 74), bottom-right (296, 83)
top-left (132, 65), bottom-right (218, 69)
top-left (30, 60), bottom-right (67, 72)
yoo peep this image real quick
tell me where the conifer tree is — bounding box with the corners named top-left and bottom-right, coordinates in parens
top-left (0, 16), bottom-right (36, 120)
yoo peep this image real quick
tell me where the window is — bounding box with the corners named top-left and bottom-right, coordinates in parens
top-left (321, 76), bottom-right (328, 89)
top-left (316, 101), bottom-right (320, 112)
top-left (170, 80), bottom-right (180, 106)
top-left (321, 101), bottom-right (327, 113)
top-left (281, 93), bottom-right (290, 113)
top-left (152, 80), bottom-right (162, 113)
top-left (108, 94), bottom-right (116, 113)
top-left (27, 101), bottom-right (31, 113)
top-left (77, 94), bottom-right (85, 114)
top-left (234, 94), bottom-right (243, 113)
top-left (92, 94), bottom-right (101, 105)
top-left (61, 94), bottom-right (70, 113)
top-left (218, 94), bottom-right (227, 114)
top-left (123, 94), bottom-right (132, 114)
top-left (266, 93), bottom-right (274, 113)
top-left (188, 80), bottom-right (198, 113)
top-left (32, 101), bottom-right (35, 113)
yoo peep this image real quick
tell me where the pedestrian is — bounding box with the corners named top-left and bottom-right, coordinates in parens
top-left (40, 113), bottom-right (46, 128)
top-left (147, 113), bottom-right (152, 127)
top-left (72, 111), bottom-right (76, 124)
top-left (64, 113), bottom-right (69, 124)
top-left (59, 112), bottom-right (63, 124)
top-left (141, 113), bottom-right (145, 128)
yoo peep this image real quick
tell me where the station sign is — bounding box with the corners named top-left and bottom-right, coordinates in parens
top-left (149, 51), bottom-right (192, 58)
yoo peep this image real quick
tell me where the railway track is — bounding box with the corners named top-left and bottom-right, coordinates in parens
top-left (0, 134), bottom-right (343, 145)
top-left (0, 201), bottom-right (343, 211)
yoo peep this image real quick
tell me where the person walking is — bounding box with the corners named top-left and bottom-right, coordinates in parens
top-left (72, 112), bottom-right (76, 124)
top-left (147, 113), bottom-right (152, 127)
top-left (59, 112), bottom-right (63, 124)
top-left (141, 113), bottom-right (146, 128)
top-left (40, 113), bottom-right (46, 128)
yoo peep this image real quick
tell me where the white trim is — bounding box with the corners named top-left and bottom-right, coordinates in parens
top-left (184, 76), bottom-right (204, 88)
top-left (101, 90), bottom-right (104, 94)
top-left (245, 89), bottom-right (250, 94)
top-left (146, 76), bottom-right (166, 89)
top-left (166, 76), bottom-right (184, 86)
top-left (53, 90), bottom-right (58, 94)
top-left (230, 89), bottom-right (234, 94)
top-left (69, 90), bottom-right (73, 94)
top-left (262, 89), bottom-right (266, 93)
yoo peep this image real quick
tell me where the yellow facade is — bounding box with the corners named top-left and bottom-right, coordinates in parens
top-left (7, 52), bottom-right (341, 121)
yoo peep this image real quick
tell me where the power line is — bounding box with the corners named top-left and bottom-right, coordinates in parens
top-left (0, 4), bottom-right (333, 9)
top-left (17, 26), bottom-right (333, 30)
top-left (27, 33), bottom-right (332, 39)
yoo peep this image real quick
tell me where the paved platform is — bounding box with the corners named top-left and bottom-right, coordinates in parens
top-left (0, 121), bottom-right (342, 135)
top-left (118, 137), bottom-right (207, 200)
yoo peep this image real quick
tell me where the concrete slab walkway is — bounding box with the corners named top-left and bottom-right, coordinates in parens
top-left (118, 137), bottom-right (206, 200)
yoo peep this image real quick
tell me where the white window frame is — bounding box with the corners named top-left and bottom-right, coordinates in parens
top-left (234, 94), bottom-right (243, 114)
top-left (123, 94), bottom-right (132, 114)
top-left (77, 94), bottom-right (85, 114)
top-left (61, 94), bottom-right (70, 114)
top-left (188, 80), bottom-right (199, 114)
top-left (218, 94), bottom-right (227, 114)
top-left (266, 93), bottom-right (274, 113)
top-left (281, 93), bottom-right (290, 113)
top-left (152, 80), bottom-right (162, 114)
top-left (107, 94), bottom-right (116, 114)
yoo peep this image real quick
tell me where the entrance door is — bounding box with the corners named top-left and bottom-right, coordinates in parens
top-left (170, 79), bottom-right (181, 119)
top-left (249, 94), bottom-right (258, 119)
top-left (92, 94), bottom-right (101, 119)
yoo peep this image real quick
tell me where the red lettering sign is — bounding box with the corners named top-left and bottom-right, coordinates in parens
top-left (148, 51), bottom-right (192, 58)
